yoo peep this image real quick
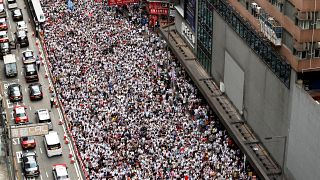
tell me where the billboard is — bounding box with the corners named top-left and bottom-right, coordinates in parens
top-left (184, 0), bottom-right (196, 31)
top-left (10, 123), bottom-right (49, 138)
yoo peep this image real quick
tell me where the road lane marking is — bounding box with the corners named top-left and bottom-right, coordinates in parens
top-left (40, 175), bottom-right (43, 180)
top-left (24, 88), bottom-right (27, 92)
top-left (45, 171), bottom-right (48, 178)
top-left (16, 151), bottom-right (22, 163)
top-left (12, 138), bottom-right (20, 145)
top-left (29, 106), bottom-right (32, 111)
top-left (39, 147), bottom-right (42, 154)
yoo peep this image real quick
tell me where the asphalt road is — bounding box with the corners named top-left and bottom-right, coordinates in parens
top-left (0, 0), bottom-right (83, 180)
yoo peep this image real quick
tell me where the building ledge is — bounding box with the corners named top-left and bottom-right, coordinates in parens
top-left (159, 25), bottom-right (282, 180)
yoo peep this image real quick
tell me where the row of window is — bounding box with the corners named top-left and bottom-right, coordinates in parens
top-left (197, 0), bottom-right (214, 75)
top-left (214, 0), bottom-right (291, 88)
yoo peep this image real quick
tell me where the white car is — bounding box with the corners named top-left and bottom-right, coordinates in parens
top-left (7, 0), bottom-right (17, 9)
top-left (0, 4), bottom-right (6, 18)
top-left (16, 21), bottom-right (27, 31)
top-left (52, 164), bottom-right (70, 180)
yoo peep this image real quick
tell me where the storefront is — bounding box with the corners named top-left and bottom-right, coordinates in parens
top-left (146, 0), bottom-right (172, 27)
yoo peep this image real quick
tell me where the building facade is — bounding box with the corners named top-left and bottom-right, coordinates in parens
top-left (165, 0), bottom-right (320, 179)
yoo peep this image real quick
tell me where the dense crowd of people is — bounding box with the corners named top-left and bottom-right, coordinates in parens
top-left (41, 0), bottom-right (252, 179)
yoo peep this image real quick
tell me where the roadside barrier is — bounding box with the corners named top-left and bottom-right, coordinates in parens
top-left (38, 33), bottom-right (90, 180)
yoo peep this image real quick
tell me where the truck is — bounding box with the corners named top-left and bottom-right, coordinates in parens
top-left (4, 54), bottom-right (17, 77)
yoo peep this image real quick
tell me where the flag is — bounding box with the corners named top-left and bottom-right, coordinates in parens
top-left (67, 0), bottom-right (74, 11)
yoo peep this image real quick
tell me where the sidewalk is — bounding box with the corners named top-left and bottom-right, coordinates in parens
top-left (0, 128), bottom-right (9, 180)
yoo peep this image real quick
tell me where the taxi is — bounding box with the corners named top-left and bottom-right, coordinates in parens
top-left (0, 18), bottom-right (8, 30)
top-left (13, 105), bottom-right (29, 124)
top-left (0, 31), bottom-right (9, 43)
top-left (20, 136), bottom-right (36, 150)
top-left (22, 49), bottom-right (35, 64)
top-left (52, 164), bottom-right (70, 180)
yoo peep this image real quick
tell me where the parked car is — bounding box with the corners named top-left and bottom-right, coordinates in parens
top-left (7, 83), bottom-right (22, 102)
top-left (16, 30), bottom-right (29, 47)
top-left (52, 164), bottom-right (69, 180)
top-left (22, 49), bottom-right (35, 64)
top-left (21, 152), bottom-right (40, 178)
top-left (20, 136), bottom-right (36, 150)
top-left (35, 109), bottom-right (52, 130)
top-left (3, 54), bottom-right (17, 77)
top-left (13, 105), bottom-right (28, 124)
top-left (0, 42), bottom-right (11, 57)
top-left (0, 18), bottom-right (8, 30)
top-left (24, 62), bottom-right (39, 82)
top-left (0, 31), bottom-right (9, 43)
top-left (7, 0), bottom-right (17, 9)
top-left (28, 83), bottom-right (43, 100)
top-left (0, 3), bottom-right (6, 18)
top-left (11, 8), bottom-right (22, 21)
top-left (16, 21), bottom-right (27, 31)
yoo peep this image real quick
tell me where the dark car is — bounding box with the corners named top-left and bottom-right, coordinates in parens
top-left (20, 136), bottom-right (36, 150)
top-left (16, 30), bottom-right (29, 47)
top-left (28, 83), bottom-right (42, 100)
top-left (11, 8), bottom-right (22, 21)
top-left (7, 83), bottom-right (22, 102)
top-left (21, 152), bottom-right (40, 178)
top-left (0, 42), bottom-right (11, 56)
top-left (24, 62), bottom-right (39, 82)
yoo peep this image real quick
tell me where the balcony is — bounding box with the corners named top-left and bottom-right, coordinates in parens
top-left (259, 11), bottom-right (282, 46)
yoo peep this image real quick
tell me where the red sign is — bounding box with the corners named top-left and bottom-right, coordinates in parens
top-left (108, 0), bottom-right (139, 6)
top-left (149, 8), bottom-right (168, 15)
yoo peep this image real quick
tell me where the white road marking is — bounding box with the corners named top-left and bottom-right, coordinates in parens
top-left (24, 87), bottom-right (27, 92)
top-left (29, 106), bottom-right (32, 110)
top-left (16, 151), bottom-right (22, 163)
top-left (39, 147), bottom-right (42, 154)
top-left (21, 71), bottom-right (23, 75)
top-left (12, 138), bottom-right (20, 145)
top-left (40, 175), bottom-right (43, 180)
top-left (45, 171), bottom-right (48, 178)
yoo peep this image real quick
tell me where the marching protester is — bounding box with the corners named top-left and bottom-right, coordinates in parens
top-left (41, 0), bottom-right (251, 179)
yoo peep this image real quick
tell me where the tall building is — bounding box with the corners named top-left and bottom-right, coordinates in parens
top-left (160, 0), bottom-right (320, 179)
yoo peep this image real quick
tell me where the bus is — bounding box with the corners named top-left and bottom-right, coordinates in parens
top-left (44, 131), bottom-right (62, 157)
top-left (25, 0), bottom-right (45, 37)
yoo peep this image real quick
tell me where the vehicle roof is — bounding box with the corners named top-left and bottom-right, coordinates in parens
top-left (8, 83), bottom-right (20, 88)
top-left (0, 18), bottom-right (5, 23)
top-left (37, 109), bottom-right (50, 120)
top-left (54, 164), bottom-right (68, 177)
top-left (0, 31), bottom-right (7, 35)
top-left (3, 54), bottom-right (16, 64)
top-left (45, 131), bottom-right (60, 145)
top-left (15, 106), bottom-right (25, 114)
top-left (22, 151), bottom-right (36, 157)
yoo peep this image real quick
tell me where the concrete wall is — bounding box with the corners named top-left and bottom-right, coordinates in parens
top-left (286, 83), bottom-right (320, 180)
top-left (211, 11), bottom-right (291, 166)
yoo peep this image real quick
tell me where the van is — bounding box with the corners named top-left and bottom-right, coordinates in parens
top-left (4, 54), bottom-right (17, 77)
top-left (35, 109), bottom-right (53, 130)
top-left (44, 131), bottom-right (62, 157)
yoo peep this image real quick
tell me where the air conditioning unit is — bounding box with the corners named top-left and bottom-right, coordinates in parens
top-left (220, 82), bottom-right (225, 93)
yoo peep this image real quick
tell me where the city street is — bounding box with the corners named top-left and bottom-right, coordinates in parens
top-left (0, 0), bottom-right (83, 179)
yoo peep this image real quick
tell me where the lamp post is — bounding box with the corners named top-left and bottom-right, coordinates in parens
top-left (264, 136), bottom-right (287, 180)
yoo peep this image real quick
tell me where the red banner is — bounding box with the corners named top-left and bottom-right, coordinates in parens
top-left (108, 0), bottom-right (139, 6)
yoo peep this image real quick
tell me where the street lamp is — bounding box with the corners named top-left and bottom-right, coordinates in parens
top-left (264, 136), bottom-right (287, 180)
